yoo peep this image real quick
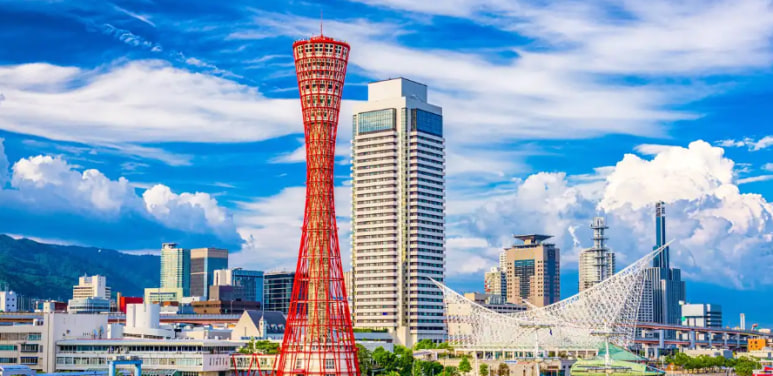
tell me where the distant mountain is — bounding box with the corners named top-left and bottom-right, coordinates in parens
top-left (0, 234), bottom-right (159, 300)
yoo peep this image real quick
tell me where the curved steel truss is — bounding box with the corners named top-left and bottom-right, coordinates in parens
top-left (436, 243), bottom-right (670, 351)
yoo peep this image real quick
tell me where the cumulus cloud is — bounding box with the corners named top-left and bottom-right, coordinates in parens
top-left (0, 144), bottom-right (240, 249)
top-left (454, 141), bottom-right (773, 289)
top-left (232, 185), bottom-right (353, 272)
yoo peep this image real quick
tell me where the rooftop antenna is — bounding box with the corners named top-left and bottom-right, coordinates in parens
top-left (320, 9), bottom-right (323, 36)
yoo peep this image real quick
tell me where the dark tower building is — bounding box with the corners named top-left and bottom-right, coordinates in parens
top-left (640, 202), bottom-right (686, 329)
top-left (652, 202), bottom-right (670, 269)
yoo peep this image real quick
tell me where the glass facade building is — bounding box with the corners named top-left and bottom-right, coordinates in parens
top-left (190, 248), bottom-right (228, 299)
top-left (160, 243), bottom-right (190, 297)
top-left (263, 271), bottom-right (295, 314)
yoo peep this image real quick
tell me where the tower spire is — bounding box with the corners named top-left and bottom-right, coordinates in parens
top-left (320, 9), bottom-right (323, 36)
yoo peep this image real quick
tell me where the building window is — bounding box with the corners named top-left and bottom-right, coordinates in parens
top-left (410, 109), bottom-right (442, 137)
top-left (325, 359), bottom-right (335, 369)
top-left (357, 109), bottom-right (396, 134)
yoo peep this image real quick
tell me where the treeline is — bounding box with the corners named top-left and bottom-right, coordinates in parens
top-left (361, 344), bottom-right (471, 376)
top-left (664, 353), bottom-right (761, 376)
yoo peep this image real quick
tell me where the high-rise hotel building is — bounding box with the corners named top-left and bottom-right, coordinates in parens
top-left (351, 78), bottom-right (445, 346)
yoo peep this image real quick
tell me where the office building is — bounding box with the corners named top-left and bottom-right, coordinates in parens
top-left (190, 247), bottom-right (228, 299)
top-left (72, 275), bottom-right (110, 299)
top-left (263, 271), bottom-right (295, 314)
top-left (160, 243), bottom-right (190, 296)
top-left (351, 77), bottom-right (445, 346)
top-left (639, 202), bottom-right (686, 325)
top-left (682, 303), bottom-right (722, 328)
top-left (578, 217), bottom-right (615, 292)
top-left (212, 268), bottom-right (263, 303)
top-left (503, 234), bottom-right (560, 307)
top-left (0, 287), bottom-right (17, 313)
top-left (144, 287), bottom-right (184, 304)
top-left (484, 267), bottom-right (506, 301)
top-left (68, 275), bottom-right (111, 314)
top-left (67, 298), bottom-right (110, 314)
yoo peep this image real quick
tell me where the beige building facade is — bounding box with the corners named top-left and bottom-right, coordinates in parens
top-left (503, 235), bottom-right (560, 307)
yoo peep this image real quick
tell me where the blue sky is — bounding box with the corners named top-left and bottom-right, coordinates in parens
top-left (1, 0), bottom-right (773, 327)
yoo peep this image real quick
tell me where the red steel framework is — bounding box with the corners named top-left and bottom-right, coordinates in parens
top-left (275, 34), bottom-right (358, 376)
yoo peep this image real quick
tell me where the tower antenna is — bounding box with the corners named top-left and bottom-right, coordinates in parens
top-left (320, 10), bottom-right (323, 36)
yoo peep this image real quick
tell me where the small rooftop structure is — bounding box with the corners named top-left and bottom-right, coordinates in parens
top-left (513, 234), bottom-right (553, 245)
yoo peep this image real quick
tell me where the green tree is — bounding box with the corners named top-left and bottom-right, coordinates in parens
top-left (358, 344), bottom-right (373, 376)
top-left (413, 360), bottom-right (444, 376)
top-left (443, 366), bottom-right (460, 376)
top-left (479, 364), bottom-right (489, 376)
top-left (394, 346), bottom-right (415, 376)
top-left (437, 342), bottom-right (453, 351)
top-left (496, 363), bottom-right (509, 376)
top-left (374, 347), bottom-right (399, 372)
top-left (237, 339), bottom-right (280, 354)
top-left (734, 357), bottom-right (761, 376)
top-left (414, 339), bottom-right (437, 351)
top-left (458, 357), bottom-right (472, 375)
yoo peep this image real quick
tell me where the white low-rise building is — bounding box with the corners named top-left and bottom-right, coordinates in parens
top-left (55, 339), bottom-right (241, 376)
top-left (0, 290), bottom-right (17, 313)
top-left (123, 303), bottom-right (175, 339)
top-left (0, 313), bottom-right (108, 372)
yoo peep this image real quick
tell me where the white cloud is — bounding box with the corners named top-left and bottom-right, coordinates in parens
top-left (717, 136), bottom-right (773, 151)
top-left (0, 61), bottom-right (299, 144)
top-left (0, 145), bottom-right (239, 246)
top-left (232, 185), bottom-right (353, 271)
top-left (601, 141), bottom-right (734, 211)
top-left (143, 184), bottom-right (233, 237)
top-left (738, 175), bottom-right (773, 184)
top-left (634, 144), bottom-right (679, 156)
top-left (12, 155), bottom-right (137, 213)
top-left (763, 163), bottom-right (773, 172)
top-left (270, 145), bottom-right (306, 164)
top-left (456, 141), bottom-right (773, 288)
top-left (229, 2), bottom-right (773, 196)
top-left (0, 139), bottom-right (9, 187)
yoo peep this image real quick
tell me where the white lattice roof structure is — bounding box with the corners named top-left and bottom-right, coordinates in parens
top-left (435, 243), bottom-right (671, 351)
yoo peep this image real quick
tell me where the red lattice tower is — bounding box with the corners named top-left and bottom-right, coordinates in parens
top-left (275, 35), bottom-right (358, 376)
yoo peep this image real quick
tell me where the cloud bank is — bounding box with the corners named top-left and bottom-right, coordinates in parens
top-left (451, 141), bottom-right (773, 289)
top-left (0, 139), bottom-right (241, 250)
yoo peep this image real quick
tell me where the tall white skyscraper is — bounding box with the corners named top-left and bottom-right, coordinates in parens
top-left (351, 78), bottom-right (445, 346)
top-left (578, 217), bottom-right (615, 292)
